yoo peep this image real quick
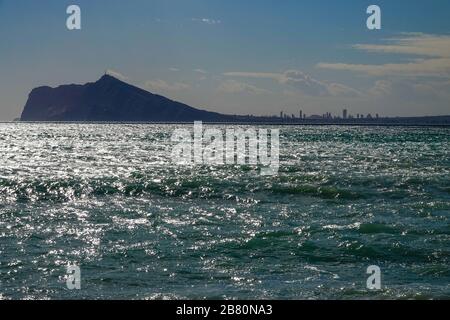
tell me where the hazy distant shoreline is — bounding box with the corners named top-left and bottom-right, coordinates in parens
top-left (18, 75), bottom-right (450, 126)
top-left (6, 120), bottom-right (450, 127)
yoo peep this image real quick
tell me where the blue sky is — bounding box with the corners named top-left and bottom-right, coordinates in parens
top-left (1, 0), bottom-right (450, 120)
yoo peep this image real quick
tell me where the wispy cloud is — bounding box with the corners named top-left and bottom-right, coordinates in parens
top-left (217, 80), bottom-right (269, 95)
top-left (224, 70), bottom-right (361, 97)
top-left (194, 69), bottom-right (208, 74)
top-left (105, 69), bottom-right (129, 81)
top-left (354, 33), bottom-right (450, 57)
top-left (318, 59), bottom-right (450, 77)
top-left (192, 18), bottom-right (221, 25)
top-left (224, 72), bottom-right (284, 82)
top-left (145, 79), bottom-right (190, 92)
top-left (369, 79), bottom-right (450, 100)
top-left (318, 33), bottom-right (450, 77)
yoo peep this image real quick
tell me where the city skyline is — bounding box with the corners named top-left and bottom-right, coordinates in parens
top-left (1, 0), bottom-right (450, 120)
top-left (276, 108), bottom-right (381, 121)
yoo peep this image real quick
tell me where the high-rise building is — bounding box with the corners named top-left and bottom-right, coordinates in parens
top-left (299, 110), bottom-right (303, 119)
top-left (343, 109), bottom-right (348, 119)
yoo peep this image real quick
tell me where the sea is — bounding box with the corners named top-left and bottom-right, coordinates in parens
top-left (0, 123), bottom-right (449, 300)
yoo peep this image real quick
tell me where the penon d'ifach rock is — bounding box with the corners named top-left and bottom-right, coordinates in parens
top-left (20, 75), bottom-right (235, 122)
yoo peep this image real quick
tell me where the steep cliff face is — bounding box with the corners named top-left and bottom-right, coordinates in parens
top-left (20, 75), bottom-right (232, 122)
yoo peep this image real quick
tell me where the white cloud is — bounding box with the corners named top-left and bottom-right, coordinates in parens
top-left (145, 79), bottom-right (190, 92)
top-left (326, 82), bottom-right (362, 97)
top-left (318, 33), bottom-right (450, 77)
top-left (194, 69), bottom-right (208, 74)
top-left (353, 33), bottom-right (450, 58)
top-left (318, 59), bottom-right (450, 77)
top-left (217, 80), bottom-right (269, 95)
top-left (224, 70), bottom-right (361, 97)
top-left (105, 69), bottom-right (129, 81)
top-left (169, 67), bottom-right (180, 72)
top-left (369, 80), bottom-right (393, 97)
top-left (369, 79), bottom-right (450, 100)
top-left (224, 72), bottom-right (284, 82)
top-left (192, 18), bottom-right (221, 25)
top-left (194, 69), bottom-right (208, 80)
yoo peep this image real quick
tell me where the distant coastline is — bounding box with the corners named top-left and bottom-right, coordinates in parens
top-left (18, 75), bottom-right (450, 126)
top-left (9, 119), bottom-right (450, 127)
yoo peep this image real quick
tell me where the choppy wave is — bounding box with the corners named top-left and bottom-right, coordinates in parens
top-left (0, 124), bottom-right (449, 299)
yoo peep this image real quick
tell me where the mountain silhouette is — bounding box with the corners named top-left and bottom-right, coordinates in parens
top-left (20, 75), bottom-right (450, 125)
top-left (20, 75), bottom-right (235, 122)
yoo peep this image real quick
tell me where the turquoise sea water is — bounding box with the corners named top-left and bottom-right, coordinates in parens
top-left (0, 123), bottom-right (449, 300)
